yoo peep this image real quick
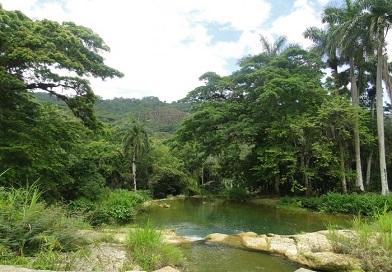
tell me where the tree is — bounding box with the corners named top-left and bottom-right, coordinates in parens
top-left (259, 35), bottom-right (289, 57)
top-left (322, 0), bottom-right (367, 192)
top-left (0, 5), bottom-right (123, 129)
top-left (358, 0), bottom-right (392, 195)
top-left (175, 46), bottom-right (329, 195)
top-left (0, 98), bottom-right (107, 201)
top-left (181, 72), bottom-right (233, 103)
top-left (118, 118), bottom-right (150, 191)
top-left (303, 26), bottom-right (342, 91)
top-left (330, 0), bottom-right (392, 195)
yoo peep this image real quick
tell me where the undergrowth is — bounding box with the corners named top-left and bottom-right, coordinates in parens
top-left (68, 189), bottom-right (151, 226)
top-left (280, 193), bottom-right (392, 215)
top-left (125, 220), bottom-right (183, 271)
top-left (328, 207), bottom-right (392, 271)
top-left (0, 184), bottom-right (90, 270)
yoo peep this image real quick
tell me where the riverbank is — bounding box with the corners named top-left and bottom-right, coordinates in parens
top-left (0, 227), bottom-right (357, 272)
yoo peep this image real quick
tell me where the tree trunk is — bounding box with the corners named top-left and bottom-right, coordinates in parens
top-left (349, 56), bottom-right (364, 192)
top-left (366, 151), bottom-right (373, 187)
top-left (382, 59), bottom-right (392, 102)
top-left (300, 154), bottom-right (312, 196)
top-left (201, 164), bottom-right (204, 185)
top-left (366, 97), bottom-right (376, 188)
top-left (339, 141), bottom-right (347, 194)
top-left (376, 42), bottom-right (389, 195)
top-left (132, 152), bottom-right (137, 191)
top-left (274, 176), bottom-right (280, 194)
top-left (332, 61), bottom-right (340, 94)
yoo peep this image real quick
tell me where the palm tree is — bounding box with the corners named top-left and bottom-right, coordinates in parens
top-left (259, 35), bottom-right (289, 57)
top-left (118, 118), bottom-right (149, 191)
top-left (357, 0), bottom-right (392, 195)
top-left (322, 0), bottom-right (366, 192)
top-left (303, 26), bottom-right (341, 91)
top-left (304, 26), bottom-right (353, 193)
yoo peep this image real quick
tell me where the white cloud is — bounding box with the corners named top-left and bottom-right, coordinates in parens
top-left (2, 1), bottom-right (271, 101)
top-left (1, 0), bottom-right (342, 102)
top-left (269, 0), bottom-right (324, 49)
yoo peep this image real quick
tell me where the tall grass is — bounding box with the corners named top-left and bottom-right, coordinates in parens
top-left (0, 184), bottom-right (89, 270)
top-left (125, 220), bottom-right (183, 271)
top-left (329, 207), bottom-right (392, 271)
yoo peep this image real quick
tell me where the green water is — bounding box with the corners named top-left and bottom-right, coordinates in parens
top-left (180, 241), bottom-right (301, 272)
top-left (135, 197), bottom-right (352, 271)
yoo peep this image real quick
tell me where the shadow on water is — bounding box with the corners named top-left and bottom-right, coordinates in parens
top-left (135, 197), bottom-right (352, 271)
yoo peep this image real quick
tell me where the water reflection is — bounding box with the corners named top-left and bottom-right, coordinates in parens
top-left (135, 197), bottom-right (351, 237)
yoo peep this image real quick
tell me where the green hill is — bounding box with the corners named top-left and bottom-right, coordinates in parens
top-left (34, 93), bottom-right (191, 134)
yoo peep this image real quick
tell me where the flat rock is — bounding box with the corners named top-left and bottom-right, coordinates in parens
top-left (294, 269), bottom-right (316, 272)
top-left (204, 233), bottom-right (242, 247)
top-left (239, 233), bottom-right (269, 251)
top-left (152, 266), bottom-right (180, 272)
top-left (291, 231), bottom-right (332, 253)
top-left (299, 251), bottom-right (362, 271)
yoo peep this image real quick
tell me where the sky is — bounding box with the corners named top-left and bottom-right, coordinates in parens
top-left (3, 0), bottom-right (389, 103)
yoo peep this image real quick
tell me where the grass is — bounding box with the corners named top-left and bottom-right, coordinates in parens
top-left (125, 219), bottom-right (183, 271)
top-left (0, 183), bottom-right (90, 270)
top-left (328, 206), bottom-right (392, 271)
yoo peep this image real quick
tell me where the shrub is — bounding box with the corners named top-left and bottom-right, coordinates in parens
top-left (125, 220), bottom-right (183, 271)
top-left (70, 189), bottom-right (151, 226)
top-left (297, 193), bottom-right (392, 215)
top-left (227, 187), bottom-right (249, 202)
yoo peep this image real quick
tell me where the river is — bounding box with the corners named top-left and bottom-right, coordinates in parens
top-left (134, 197), bottom-right (352, 271)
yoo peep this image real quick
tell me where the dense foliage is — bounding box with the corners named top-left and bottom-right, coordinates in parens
top-left (172, 0), bottom-right (392, 196)
top-left (173, 46), bottom-right (384, 196)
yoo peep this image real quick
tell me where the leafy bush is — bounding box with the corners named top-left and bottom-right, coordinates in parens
top-left (227, 187), bottom-right (249, 202)
top-left (0, 184), bottom-right (88, 266)
top-left (149, 166), bottom-right (189, 199)
top-left (69, 189), bottom-right (151, 226)
top-left (125, 220), bottom-right (183, 271)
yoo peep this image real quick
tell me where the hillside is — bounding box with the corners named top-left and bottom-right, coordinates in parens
top-left (33, 93), bottom-right (191, 134)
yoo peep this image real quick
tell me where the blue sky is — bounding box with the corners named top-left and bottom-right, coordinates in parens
top-left (5, 0), bottom-right (384, 102)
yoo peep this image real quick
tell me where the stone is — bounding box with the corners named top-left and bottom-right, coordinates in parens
top-left (299, 251), bottom-right (363, 271)
top-left (268, 235), bottom-right (298, 257)
top-left (204, 233), bottom-right (242, 247)
top-left (239, 233), bottom-right (269, 251)
top-left (294, 268), bottom-right (316, 272)
top-left (291, 231), bottom-right (332, 253)
top-left (0, 266), bottom-right (54, 272)
top-left (153, 266), bottom-right (180, 272)
top-left (205, 230), bottom-right (364, 271)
